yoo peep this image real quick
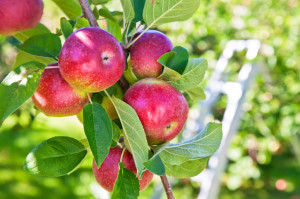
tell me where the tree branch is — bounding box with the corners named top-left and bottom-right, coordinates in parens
top-left (78, 0), bottom-right (99, 27)
top-left (160, 175), bottom-right (175, 199)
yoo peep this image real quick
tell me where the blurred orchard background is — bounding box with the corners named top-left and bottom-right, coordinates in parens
top-left (0, 0), bottom-right (299, 198)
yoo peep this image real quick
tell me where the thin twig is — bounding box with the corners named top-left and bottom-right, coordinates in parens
top-left (45, 66), bottom-right (59, 69)
top-left (160, 175), bottom-right (175, 199)
top-left (126, 26), bottom-right (150, 49)
top-left (87, 93), bottom-right (93, 104)
top-left (78, 0), bottom-right (99, 27)
top-left (120, 147), bottom-right (126, 162)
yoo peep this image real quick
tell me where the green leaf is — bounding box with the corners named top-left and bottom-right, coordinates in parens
top-left (112, 97), bottom-right (149, 175)
top-left (158, 65), bottom-right (182, 81)
top-left (111, 11), bottom-right (124, 17)
top-left (143, 154), bottom-right (165, 176)
top-left (156, 122), bottom-right (222, 165)
top-left (185, 85), bottom-right (206, 101)
top-left (132, 0), bottom-right (146, 22)
top-left (75, 18), bottom-right (90, 29)
top-left (157, 51), bottom-right (182, 81)
top-left (143, 0), bottom-right (201, 27)
top-left (93, 7), bottom-right (100, 20)
top-left (124, 65), bottom-right (139, 85)
top-left (106, 19), bottom-right (122, 42)
top-left (111, 122), bottom-right (121, 147)
top-left (0, 61), bottom-right (45, 125)
top-left (16, 33), bottom-right (62, 58)
top-left (163, 157), bottom-right (209, 178)
top-left (83, 103), bottom-right (112, 167)
top-left (158, 47), bottom-right (189, 75)
top-left (111, 162), bottom-right (139, 199)
top-left (99, 7), bottom-right (118, 22)
top-left (12, 51), bottom-right (55, 70)
top-left (24, 136), bottom-right (87, 177)
top-left (14, 23), bottom-right (51, 43)
top-left (170, 58), bottom-right (207, 91)
top-left (61, 18), bottom-right (73, 39)
top-left (93, 0), bottom-right (110, 4)
top-left (51, 0), bottom-right (82, 19)
top-left (157, 51), bottom-right (175, 65)
top-left (157, 46), bottom-right (189, 81)
top-left (168, 46), bottom-right (189, 74)
top-left (121, 0), bottom-right (135, 23)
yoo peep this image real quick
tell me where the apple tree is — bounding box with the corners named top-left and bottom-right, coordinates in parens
top-left (0, 0), bottom-right (223, 198)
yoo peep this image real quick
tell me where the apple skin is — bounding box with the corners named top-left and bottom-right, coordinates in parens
top-left (123, 78), bottom-right (188, 145)
top-left (0, 0), bottom-right (43, 36)
top-left (32, 67), bottom-right (89, 117)
top-left (129, 30), bottom-right (173, 78)
top-left (59, 27), bottom-right (125, 93)
top-left (93, 147), bottom-right (154, 192)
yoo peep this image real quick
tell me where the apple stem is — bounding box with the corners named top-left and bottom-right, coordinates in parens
top-left (120, 147), bottom-right (126, 162)
top-left (87, 93), bottom-right (93, 104)
top-left (104, 89), bottom-right (113, 102)
top-left (78, 0), bottom-right (99, 27)
top-left (160, 175), bottom-right (175, 199)
top-left (125, 26), bottom-right (151, 49)
top-left (45, 66), bottom-right (59, 69)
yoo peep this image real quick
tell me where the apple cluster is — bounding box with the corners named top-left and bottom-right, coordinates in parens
top-left (34, 27), bottom-right (188, 192)
top-left (1, 3), bottom-right (189, 191)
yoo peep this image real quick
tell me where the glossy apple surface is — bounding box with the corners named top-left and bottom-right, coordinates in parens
top-left (129, 30), bottom-right (173, 78)
top-left (93, 147), bottom-right (153, 192)
top-left (32, 67), bottom-right (89, 117)
top-left (0, 0), bottom-right (43, 35)
top-left (123, 78), bottom-right (188, 145)
top-left (59, 27), bottom-right (125, 92)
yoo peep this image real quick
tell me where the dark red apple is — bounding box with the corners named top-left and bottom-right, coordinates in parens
top-left (59, 27), bottom-right (125, 92)
top-left (129, 30), bottom-right (173, 78)
top-left (32, 67), bottom-right (89, 117)
top-left (123, 78), bottom-right (188, 145)
top-left (0, 0), bottom-right (43, 36)
top-left (93, 147), bottom-right (153, 192)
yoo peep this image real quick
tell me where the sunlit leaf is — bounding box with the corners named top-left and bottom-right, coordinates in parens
top-left (112, 97), bottom-right (149, 175)
top-left (170, 58), bottom-right (207, 91)
top-left (155, 122), bottom-right (222, 165)
top-left (16, 33), bottom-right (62, 58)
top-left (163, 157), bottom-right (209, 178)
top-left (24, 136), bottom-right (87, 177)
top-left (143, 0), bottom-right (201, 27)
top-left (0, 61), bottom-right (45, 125)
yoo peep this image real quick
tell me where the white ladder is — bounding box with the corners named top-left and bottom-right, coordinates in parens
top-left (185, 39), bottom-right (262, 199)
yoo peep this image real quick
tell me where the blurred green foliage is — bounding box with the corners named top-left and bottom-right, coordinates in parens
top-left (0, 0), bottom-right (299, 198)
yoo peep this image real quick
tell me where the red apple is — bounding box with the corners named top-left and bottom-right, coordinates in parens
top-left (59, 27), bottom-right (125, 92)
top-left (0, 0), bottom-right (43, 36)
top-left (129, 30), bottom-right (173, 78)
top-left (93, 147), bottom-right (153, 192)
top-left (32, 66), bottom-right (89, 117)
top-left (123, 78), bottom-right (188, 145)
